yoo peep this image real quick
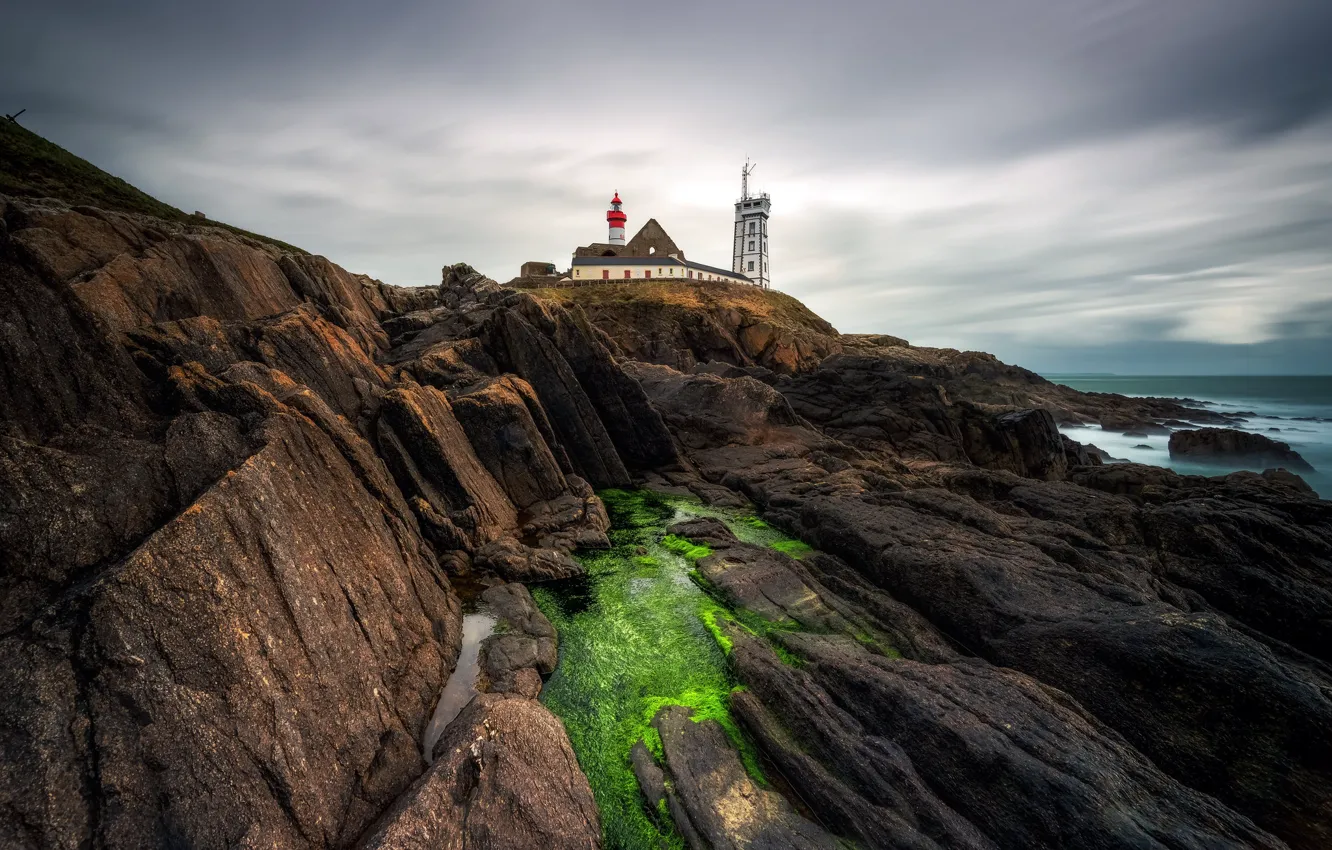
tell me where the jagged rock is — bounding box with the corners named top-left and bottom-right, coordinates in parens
top-left (376, 382), bottom-right (518, 552)
top-left (669, 519), bottom-right (954, 663)
top-left (452, 376), bottom-right (570, 510)
top-left (0, 230), bottom-right (154, 442)
top-left (730, 628), bottom-right (1282, 849)
top-left (481, 305), bottom-right (633, 487)
top-left (624, 362), bottom-right (803, 450)
top-left (506, 295), bottom-right (681, 473)
top-left (647, 704), bottom-right (841, 849)
top-left (1061, 433), bottom-right (1103, 466)
top-left (128, 304), bottom-right (390, 429)
top-left (358, 693), bottom-right (601, 850)
top-left (959, 407), bottom-right (1069, 480)
top-left (1169, 427), bottom-right (1315, 471)
top-left (478, 583), bottom-right (558, 698)
top-left (0, 379), bottom-right (461, 849)
top-left (474, 538), bottom-right (584, 582)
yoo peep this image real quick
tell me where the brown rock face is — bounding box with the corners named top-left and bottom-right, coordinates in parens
top-left (2, 194), bottom-right (616, 849)
top-left (645, 704), bottom-right (840, 850)
top-left (0, 397), bottom-right (462, 849)
top-left (377, 383), bottom-right (519, 552)
top-left (357, 694), bottom-right (601, 850)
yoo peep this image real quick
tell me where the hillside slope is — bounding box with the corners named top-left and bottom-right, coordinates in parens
top-left (0, 118), bottom-right (302, 252)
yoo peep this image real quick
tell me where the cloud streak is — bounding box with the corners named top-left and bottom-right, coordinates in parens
top-left (3, 0), bottom-right (1330, 373)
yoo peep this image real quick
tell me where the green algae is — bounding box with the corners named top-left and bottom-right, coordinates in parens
top-left (534, 489), bottom-right (767, 850)
top-left (535, 490), bottom-right (863, 849)
top-left (770, 538), bottom-right (814, 559)
top-left (661, 534), bottom-right (713, 562)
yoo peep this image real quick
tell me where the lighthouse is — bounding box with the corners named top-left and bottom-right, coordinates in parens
top-left (732, 161), bottom-right (771, 289)
top-left (606, 192), bottom-right (627, 246)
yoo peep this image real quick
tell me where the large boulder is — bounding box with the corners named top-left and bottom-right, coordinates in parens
top-left (357, 694), bottom-right (601, 850)
top-left (1169, 427), bottom-right (1315, 472)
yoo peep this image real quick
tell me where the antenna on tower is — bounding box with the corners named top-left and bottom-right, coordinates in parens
top-left (741, 158), bottom-right (756, 200)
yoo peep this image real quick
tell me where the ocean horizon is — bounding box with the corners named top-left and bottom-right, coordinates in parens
top-left (1048, 374), bottom-right (1332, 498)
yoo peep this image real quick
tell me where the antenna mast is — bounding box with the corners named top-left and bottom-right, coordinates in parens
top-left (741, 158), bottom-right (756, 200)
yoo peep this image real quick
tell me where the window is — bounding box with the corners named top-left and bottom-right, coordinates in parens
top-left (747, 261), bottom-right (755, 271)
top-left (602, 269), bottom-right (610, 280)
top-left (624, 270), bottom-right (631, 279)
top-left (575, 269), bottom-right (581, 277)
top-left (645, 270), bottom-right (651, 279)
top-left (657, 268), bottom-right (662, 276)
top-left (687, 270), bottom-right (693, 279)
top-left (748, 240), bottom-right (755, 251)
top-left (669, 267), bottom-right (674, 275)
top-left (748, 222), bottom-right (756, 234)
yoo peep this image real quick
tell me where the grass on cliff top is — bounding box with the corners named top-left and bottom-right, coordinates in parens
top-left (531, 278), bottom-right (839, 338)
top-left (0, 119), bottom-right (304, 253)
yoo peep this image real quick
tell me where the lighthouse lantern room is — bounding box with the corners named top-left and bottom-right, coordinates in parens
top-left (606, 192), bottom-right (627, 246)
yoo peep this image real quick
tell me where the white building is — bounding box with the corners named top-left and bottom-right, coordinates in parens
top-left (569, 255), bottom-right (751, 285)
top-left (732, 161), bottom-right (771, 289)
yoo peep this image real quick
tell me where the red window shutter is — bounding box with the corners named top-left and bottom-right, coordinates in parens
top-left (645, 270), bottom-right (651, 279)
top-left (603, 269), bottom-right (609, 279)
top-left (624, 270), bottom-right (631, 279)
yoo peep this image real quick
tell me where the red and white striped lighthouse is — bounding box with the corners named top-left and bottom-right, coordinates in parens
top-left (606, 192), bottom-right (627, 246)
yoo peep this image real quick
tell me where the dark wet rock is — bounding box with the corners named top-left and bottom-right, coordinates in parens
top-left (1061, 433), bottom-right (1103, 467)
top-left (505, 295), bottom-right (681, 474)
top-left (358, 693), bottom-right (601, 850)
top-left (518, 477), bottom-right (613, 552)
top-left (648, 704), bottom-right (841, 849)
top-left (474, 538), bottom-right (583, 582)
top-left (478, 583), bottom-right (558, 698)
top-left (452, 376), bottom-right (570, 510)
top-left (733, 628), bottom-right (1283, 849)
top-left (1169, 427), bottom-right (1315, 472)
top-left (960, 407), bottom-right (1068, 481)
top-left (1133, 443), bottom-right (1153, 449)
top-left (624, 362), bottom-right (804, 450)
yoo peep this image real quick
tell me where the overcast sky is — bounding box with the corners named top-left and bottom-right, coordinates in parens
top-left (4, 1), bottom-right (1331, 374)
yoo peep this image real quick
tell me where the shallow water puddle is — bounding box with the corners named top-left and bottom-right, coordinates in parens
top-left (421, 612), bottom-right (496, 763)
top-left (532, 489), bottom-right (811, 850)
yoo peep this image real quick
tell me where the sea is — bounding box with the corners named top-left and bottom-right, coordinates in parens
top-left (1047, 375), bottom-right (1332, 499)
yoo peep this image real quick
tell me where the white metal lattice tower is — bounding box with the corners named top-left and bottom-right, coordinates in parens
top-left (732, 160), bottom-right (771, 289)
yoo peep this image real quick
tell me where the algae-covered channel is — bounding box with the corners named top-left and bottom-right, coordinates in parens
top-left (532, 489), bottom-right (812, 850)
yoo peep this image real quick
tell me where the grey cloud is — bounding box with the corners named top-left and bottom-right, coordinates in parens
top-left (2, 1), bottom-right (1330, 372)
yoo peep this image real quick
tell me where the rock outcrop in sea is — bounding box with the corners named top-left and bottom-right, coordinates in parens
top-left (2, 157), bottom-right (1331, 849)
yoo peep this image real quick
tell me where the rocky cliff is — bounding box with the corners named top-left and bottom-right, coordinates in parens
top-left (2, 132), bottom-right (1331, 850)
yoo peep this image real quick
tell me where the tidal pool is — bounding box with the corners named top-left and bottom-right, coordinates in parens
top-left (532, 489), bottom-right (812, 850)
top-left (421, 612), bottom-right (496, 763)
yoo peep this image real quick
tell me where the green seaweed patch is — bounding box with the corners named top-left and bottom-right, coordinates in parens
top-left (700, 607), bottom-right (735, 655)
top-left (533, 490), bottom-right (774, 849)
top-left (661, 534), bottom-right (713, 562)
top-left (736, 514), bottom-right (772, 530)
top-left (770, 538), bottom-right (814, 559)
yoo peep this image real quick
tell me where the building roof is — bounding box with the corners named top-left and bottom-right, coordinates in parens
top-left (571, 254), bottom-right (750, 281)
top-left (686, 259), bottom-right (750, 280)
top-left (572, 256), bottom-right (685, 266)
